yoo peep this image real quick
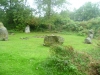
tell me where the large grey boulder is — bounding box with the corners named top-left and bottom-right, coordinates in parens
top-left (0, 22), bottom-right (8, 41)
top-left (88, 34), bottom-right (93, 39)
top-left (85, 37), bottom-right (92, 44)
top-left (43, 35), bottom-right (64, 46)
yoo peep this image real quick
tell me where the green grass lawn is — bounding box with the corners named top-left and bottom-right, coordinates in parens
top-left (0, 32), bottom-right (99, 75)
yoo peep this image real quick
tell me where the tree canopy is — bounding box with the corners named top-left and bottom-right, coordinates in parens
top-left (70, 2), bottom-right (100, 21)
top-left (34, 0), bottom-right (67, 18)
top-left (0, 0), bottom-right (32, 30)
top-left (0, 0), bottom-right (100, 32)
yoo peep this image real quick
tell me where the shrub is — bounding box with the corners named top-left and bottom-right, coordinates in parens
top-left (41, 45), bottom-right (91, 75)
top-left (77, 29), bottom-right (88, 36)
top-left (33, 44), bottom-right (100, 75)
top-left (87, 40), bottom-right (100, 75)
top-left (89, 61), bottom-right (100, 75)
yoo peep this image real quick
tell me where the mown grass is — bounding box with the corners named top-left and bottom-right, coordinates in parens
top-left (0, 32), bottom-right (99, 75)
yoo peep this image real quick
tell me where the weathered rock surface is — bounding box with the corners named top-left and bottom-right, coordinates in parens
top-left (25, 25), bottom-right (30, 33)
top-left (85, 29), bottom-right (94, 44)
top-left (88, 29), bottom-right (94, 39)
top-left (85, 37), bottom-right (92, 44)
top-left (0, 22), bottom-right (8, 41)
top-left (43, 35), bottom-right (64, 46)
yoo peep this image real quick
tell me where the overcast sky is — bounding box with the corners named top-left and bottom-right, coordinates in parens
top-left (69, 0), bottom-right (100, 10)
top-left (27, 0), bottom-right (100, 10)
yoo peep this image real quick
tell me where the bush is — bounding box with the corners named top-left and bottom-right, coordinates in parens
top-left (33, 45), bottom-right (100, 75)
top-left (86, 41), bottom-right (100, 75)
top-left (77, 29), bottom-right (88, 36)
top-left (41, 45), bottom-right (91, 75)
top-left (89, 61), bottom-right (100, 75)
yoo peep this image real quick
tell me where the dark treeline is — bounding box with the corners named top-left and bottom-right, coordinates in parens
top-left (0, 0), bottom-right (100, 34)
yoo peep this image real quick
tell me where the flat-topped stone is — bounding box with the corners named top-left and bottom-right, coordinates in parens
top-left (43, 35), bottom-right (64, 46)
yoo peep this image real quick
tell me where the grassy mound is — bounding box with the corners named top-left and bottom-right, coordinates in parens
top-left (40, 45), bottom-right (100, 75)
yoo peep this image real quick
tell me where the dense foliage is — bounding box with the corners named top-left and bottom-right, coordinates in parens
top-left (0, 0), bottom-right (100, 34)
top-left (40, 45), bottom-right (83, 75)
top-left (34, 0), bottom-right (67, 18)
top-left (0, 0), bottom-right (32, 30)
top-left (40, 45), bottom-right (100, 75)
top-left (70, 2), bottom-right (100, 21)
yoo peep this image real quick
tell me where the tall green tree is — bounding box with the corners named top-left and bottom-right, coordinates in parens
top-left (33, 0), bottom-right (68, 31)
top-left (34, 0), bottom-right (67, 18)
top-left (0, 0), bottom-right (32, 30)
top-left (71, 2), bottom-right (100, 21)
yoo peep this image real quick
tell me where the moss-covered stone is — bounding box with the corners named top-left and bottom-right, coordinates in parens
top-left (43, 35), bottom-right (64, 46)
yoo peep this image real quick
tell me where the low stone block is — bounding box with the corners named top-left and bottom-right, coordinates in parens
top-left (43, 35), bottom-right (64, 46)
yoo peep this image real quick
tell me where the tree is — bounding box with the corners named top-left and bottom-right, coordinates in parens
top-left (71, 2), bottom-right (100, 21)
top-left (33, 0), bottom-right (68, 31)
top-left (34, 0), bottom-right (67, 18)
top-left (0, 0), bottom-right (32, 30)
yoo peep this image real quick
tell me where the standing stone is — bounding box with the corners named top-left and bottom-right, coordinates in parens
top-left (43, 35), bottom-right (64, 46)
top-left (0, 22), bottom-right (8, 41)
top-left (25, 25), bottom-right (30, 33)
top-left (88, 29), bottom-right (94, 39)
top-left (85, 37), bottom-right (92, 44)
top-left (85, 29), bottom-right (94, 44)
top-left (88, 34), bottom-right (93, 39)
